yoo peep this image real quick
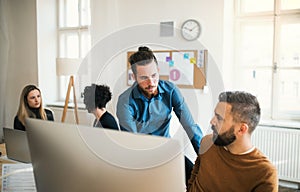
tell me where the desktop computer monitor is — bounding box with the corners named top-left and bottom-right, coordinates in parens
top-left (25, 118), bottom-right (186, 192)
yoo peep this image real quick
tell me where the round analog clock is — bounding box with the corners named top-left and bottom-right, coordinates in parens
top-left (181, 19), bottom-right (201, 41)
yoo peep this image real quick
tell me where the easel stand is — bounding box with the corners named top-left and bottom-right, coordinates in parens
top-left (61, 75), bottom-right (79, 124)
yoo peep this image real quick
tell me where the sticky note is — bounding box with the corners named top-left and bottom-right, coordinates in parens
top-left (190, 58), bottom-right (196, 64)
top-left (168, 60), bottom-right (174, 67)
top-left (184, 53), bottom-right (189, 59)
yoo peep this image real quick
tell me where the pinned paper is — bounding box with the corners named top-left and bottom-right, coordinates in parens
top-left (170, 69), bottom-right (181, 81)
top-left (197, 50), bottom-right (205, 68)
top-left (155, 52), bottom-right (171, 76)
top-left (166, 56), bottom-right (171, 62)
top-left (168, 60), bottom-right (174, 67)
top-left (203, 85), bottom-right (209, 94)
top-left (184, 53), bottom-right (189, 59)
top-left (190, 57), bottom-right (196, 64)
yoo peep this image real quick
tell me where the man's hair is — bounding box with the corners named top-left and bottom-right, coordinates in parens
top-left (128, 46), bottom-right (158, 75)
top-left (218, 91), bottom-right (261, 133)
top-left (83, 84), bottom-right (112, 112)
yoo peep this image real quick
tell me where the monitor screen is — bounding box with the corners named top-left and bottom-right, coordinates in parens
top-left (25, 118), bottom-right (185, 192)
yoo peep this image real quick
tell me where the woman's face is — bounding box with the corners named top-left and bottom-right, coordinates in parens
top-left (27, 89), bottom-right (41, 108)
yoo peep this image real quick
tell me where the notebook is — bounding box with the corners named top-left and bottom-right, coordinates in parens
top-left (3, 128), bottom-right (31, 163)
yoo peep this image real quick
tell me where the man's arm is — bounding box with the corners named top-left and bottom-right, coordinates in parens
top-left (254, 165), bottom-right (278, 192)
top-left (172, 86), bottom-right (203, 153)
top-left (187, 135), bottom-right (212, 192)
top-left (116, 94), bottom-right (138, 133)
top-left (187, 156), bottom-right (200, 192)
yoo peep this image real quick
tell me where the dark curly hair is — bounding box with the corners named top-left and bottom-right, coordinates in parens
top-left (218, 91), bottom-right (261, 133)
top-left (129, 46), bottom-right (158, 75)
top-left (83, 84), bottom-right (112, 113)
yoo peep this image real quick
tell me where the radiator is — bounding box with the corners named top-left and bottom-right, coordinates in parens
top-left (252, 126), bottom-right (300, 183)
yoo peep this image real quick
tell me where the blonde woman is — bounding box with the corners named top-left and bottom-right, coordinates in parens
top-left (14, 84), bottom-right (54, 131)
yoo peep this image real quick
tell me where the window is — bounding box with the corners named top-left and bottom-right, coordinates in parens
top-left (58, 0), bottom-right (91, 101)
top-left (234, 0), bottom-right (300, 121)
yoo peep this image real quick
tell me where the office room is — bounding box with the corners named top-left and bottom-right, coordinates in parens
top-left (0, 0), bottom-right (299, 191)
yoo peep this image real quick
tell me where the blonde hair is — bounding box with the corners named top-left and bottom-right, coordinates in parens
top-left (16, 85), bottom-right (47, 126)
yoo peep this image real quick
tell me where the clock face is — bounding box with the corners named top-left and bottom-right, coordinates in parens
top-left (181, 19), bottom-right (201, 41)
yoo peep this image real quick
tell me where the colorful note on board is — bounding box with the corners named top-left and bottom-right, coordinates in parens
top-left (190, 57), bottom-right (196, 64)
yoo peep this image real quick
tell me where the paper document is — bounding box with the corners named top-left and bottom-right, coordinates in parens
top-left (1, 163), bottom-right (36, 192)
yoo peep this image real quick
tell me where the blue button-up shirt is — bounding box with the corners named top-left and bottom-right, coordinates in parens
top-left (117, 80), bottom-right (203, 153)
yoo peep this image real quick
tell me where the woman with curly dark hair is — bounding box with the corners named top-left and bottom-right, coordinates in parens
top-left (83, 84), bottom-right (119, 130)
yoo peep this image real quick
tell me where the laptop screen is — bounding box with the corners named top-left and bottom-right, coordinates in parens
top-left (3, 128), bottom-right (31, 163)
top-left (25, 118), bottom-right (186, 192)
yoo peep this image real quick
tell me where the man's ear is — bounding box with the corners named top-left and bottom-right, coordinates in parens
top-left (238, 123), bottom-right (249, 134)
top-left (132, 73), bottom-right (136, 81)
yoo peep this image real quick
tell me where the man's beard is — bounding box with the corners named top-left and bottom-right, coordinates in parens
top-left (211, 125), bottom-right (236, 146)
top-left (138, 85), bottom-right (157, 98)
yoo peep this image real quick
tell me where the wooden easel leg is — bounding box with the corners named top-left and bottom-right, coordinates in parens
top-left (61, 76), bottom-right (79, 124)
top-left (61, 76), bottom-right (72, 122)
top-left (71, 77), bottom-right (79, 124)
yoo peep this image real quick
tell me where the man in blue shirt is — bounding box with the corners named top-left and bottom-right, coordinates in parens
top-left (117, 46), bottom-right (203, 185)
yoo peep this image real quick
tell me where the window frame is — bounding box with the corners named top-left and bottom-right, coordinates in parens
top-left (57, 0), bottom-right (91, 102)
top-left (234, 0), bottom-right (300, 121)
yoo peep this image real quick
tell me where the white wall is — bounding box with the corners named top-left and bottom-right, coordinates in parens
top-left (37, 0), bottom-right (57, 104)
top-left (0, 0), bottom-right (38, 137)
top-left (89, 0), bottom-right (225, 133)
top-left (91, 0), bottom-right (224, 66)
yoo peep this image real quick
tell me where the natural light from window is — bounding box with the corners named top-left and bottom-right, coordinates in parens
top-left (58, 0), bottom-right (91, 102)
top-left (234, 0), bottom-right (300, 121)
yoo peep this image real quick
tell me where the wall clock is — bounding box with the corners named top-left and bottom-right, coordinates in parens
top-left (181, 19), bottom-right (201, 41)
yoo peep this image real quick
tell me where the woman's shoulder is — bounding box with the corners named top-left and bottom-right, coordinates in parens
top-left (14, 115), bottom-right (19, 121)
top-left (14, 115), bottom-right (26, 131)
top-left (44, 108), bottom-right (53, 114)
top-left (44, 108), bottom-right (54, 121)
top-left (103, 111), bottom-right (116, 119)
top-left (101, 111), bottom-right (119, 130)
top-left (14, 115), bottom-right (21, 125)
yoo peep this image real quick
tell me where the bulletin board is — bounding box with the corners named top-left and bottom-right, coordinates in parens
top-left (127, 50), bottom-right (207, 89)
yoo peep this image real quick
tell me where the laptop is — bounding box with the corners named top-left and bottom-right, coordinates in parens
top-left (3, 128), bottom-right (31, 163)
top-left (25, 118), bottom-right (185, 192)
